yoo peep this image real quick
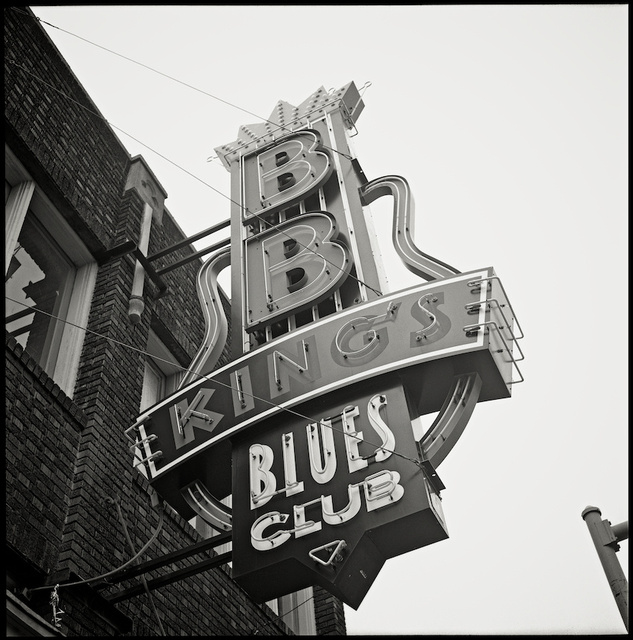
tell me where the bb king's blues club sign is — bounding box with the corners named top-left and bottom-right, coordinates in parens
top-left (127, 82), bottom-right (524, 609)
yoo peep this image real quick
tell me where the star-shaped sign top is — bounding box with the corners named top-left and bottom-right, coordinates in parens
top-left (213, 81), bottom-right (364, 170)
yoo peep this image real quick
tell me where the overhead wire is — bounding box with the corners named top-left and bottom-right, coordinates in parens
top-left (112, 496), bottom-right (167, 635)
top-left (13, 9), bottom-right (379, 296)
top-left (5, 57), bottom-right (382, 298)
top-left (5, 295), bottom-right (424, 469)
top-left (24, 502), bottom-right (165, 594)
top-left (3, 59), bottom-right (234, 201)
top-left (7, 13), bottom-right (379, 300)
top-left (7, 288), bottom-right (422, 624)
top-left (11, 6), bottom-right (353, 162)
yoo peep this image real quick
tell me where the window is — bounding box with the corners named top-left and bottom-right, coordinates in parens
top-left (5, 146), bottom-right (97, 398)
top-left (139, 331), bottom-right (183, 410)
top-left (262, 587), bottom-right (316, 634)
top-left (135, 331), bottom-right (184, 476)
top-left (139, 358), bottom-right (166, 413)
top-left (277, 587), bottom-right (316, 635)
top-left (6, 214), bottom-right (76, 370)
top-left (135, 357), bottom-right (166, 478)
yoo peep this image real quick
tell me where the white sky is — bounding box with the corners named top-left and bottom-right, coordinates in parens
top-left (28, 5), bottom-right (628, 635)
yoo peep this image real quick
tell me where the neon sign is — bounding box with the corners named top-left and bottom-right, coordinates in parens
top-left (231, 380), bottom-right (449, 608)
top-left (127, 82), bottom-right (524, 609)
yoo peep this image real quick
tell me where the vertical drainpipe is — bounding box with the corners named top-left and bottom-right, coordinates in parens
top-left (128, 202), bottom-right (154, 324)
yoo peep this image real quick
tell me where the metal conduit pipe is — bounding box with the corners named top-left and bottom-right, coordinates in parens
top-left (581, 506), bottom-right (629, 632)
top-left (128, 203), bottom-right (154, 324)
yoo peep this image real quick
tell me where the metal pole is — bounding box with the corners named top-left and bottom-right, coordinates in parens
top-left (581, 506), bottom-right (629, 632)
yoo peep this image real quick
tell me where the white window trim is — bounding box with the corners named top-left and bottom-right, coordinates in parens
top-left (52, 262), bottom-right (98, 393)
top-left (135, 332), bottom-right (185, 476)
top-left (144, 331), bottom-right (184, 398)
top-left (5, 180), bottom-right (34, 269)
top-left (5, 145), bottom-right (97, 398)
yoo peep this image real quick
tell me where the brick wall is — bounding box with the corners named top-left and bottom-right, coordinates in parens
top-left (314, 586), bottom-right (348, 636)
top-left (5, 335), bottom-right (87, 575)
top-left (4, 8), bottom-right (127, 255)
top-left (5, 6), bottom-right (345, 636)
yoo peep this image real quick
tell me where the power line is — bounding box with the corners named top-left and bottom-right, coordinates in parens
top-left (9, 6), bottom-right (424, 635)
top-left (11, 8), bottom-right (380, 298)
top-left (6, 8), bottom-right (405, 445)
top-left (5, 58), bottom-right (382, 298)
top-left (6, 292), bottom-right (423, 622)
top-left (5, 296), bottom-right (423, 469)
top-left (25, 504), bottom-right (165, 593)
top-left (14, 6), bottom-right (354, 163)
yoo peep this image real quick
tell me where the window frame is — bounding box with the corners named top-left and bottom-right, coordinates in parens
top-left (5, 145), bottom-right (97, 398)
top-left (139, 357), bottom-right (166, 413)
top-left (143, 331), bottom-right (184, 401)
top-left (277, 587), bottom-right (316, 635)
top-left (135, 331), bottom-right (184, 476)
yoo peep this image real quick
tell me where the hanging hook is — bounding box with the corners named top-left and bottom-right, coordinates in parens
top-left (50, 584), bottom-right (64, 629)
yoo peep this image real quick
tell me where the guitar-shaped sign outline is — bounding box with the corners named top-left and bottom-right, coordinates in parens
top-left (177, 174), bottom-right (483, 531)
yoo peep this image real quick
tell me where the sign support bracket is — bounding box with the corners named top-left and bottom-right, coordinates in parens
top-left (100, 218), bottom-right (231, 297)
top-left (99, 532), bottom-right (232, 603)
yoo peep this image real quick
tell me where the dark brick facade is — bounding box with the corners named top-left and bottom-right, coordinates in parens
top-left (5, 6), bottom-right (345, 636)
top-left (313, 587), bottom-right (348, 637)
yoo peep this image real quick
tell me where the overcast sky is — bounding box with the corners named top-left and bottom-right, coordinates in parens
top-left (28, 5), bottom-right (628, 635)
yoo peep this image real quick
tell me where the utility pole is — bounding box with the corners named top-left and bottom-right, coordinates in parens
top-left (581, 505), bottom-right (628, 632)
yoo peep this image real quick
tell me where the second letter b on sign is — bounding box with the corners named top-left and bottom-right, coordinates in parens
top-left (245, 213), bottom-right (351, 329)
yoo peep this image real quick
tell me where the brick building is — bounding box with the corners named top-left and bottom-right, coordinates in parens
top-left (5, 7), bottom-right (346, 636)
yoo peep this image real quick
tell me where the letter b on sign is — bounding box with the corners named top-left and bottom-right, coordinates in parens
top-left (242, 131), bottom-right (333, 220)
top-left (245, 213), bottom-right (350, 329)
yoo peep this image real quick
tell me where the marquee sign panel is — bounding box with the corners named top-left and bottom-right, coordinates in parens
top-left (231, 378), bottom-right (448, 608)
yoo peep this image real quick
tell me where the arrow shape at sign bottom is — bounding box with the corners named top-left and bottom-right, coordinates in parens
top-left (309, 540), bottom-right (348, 567)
